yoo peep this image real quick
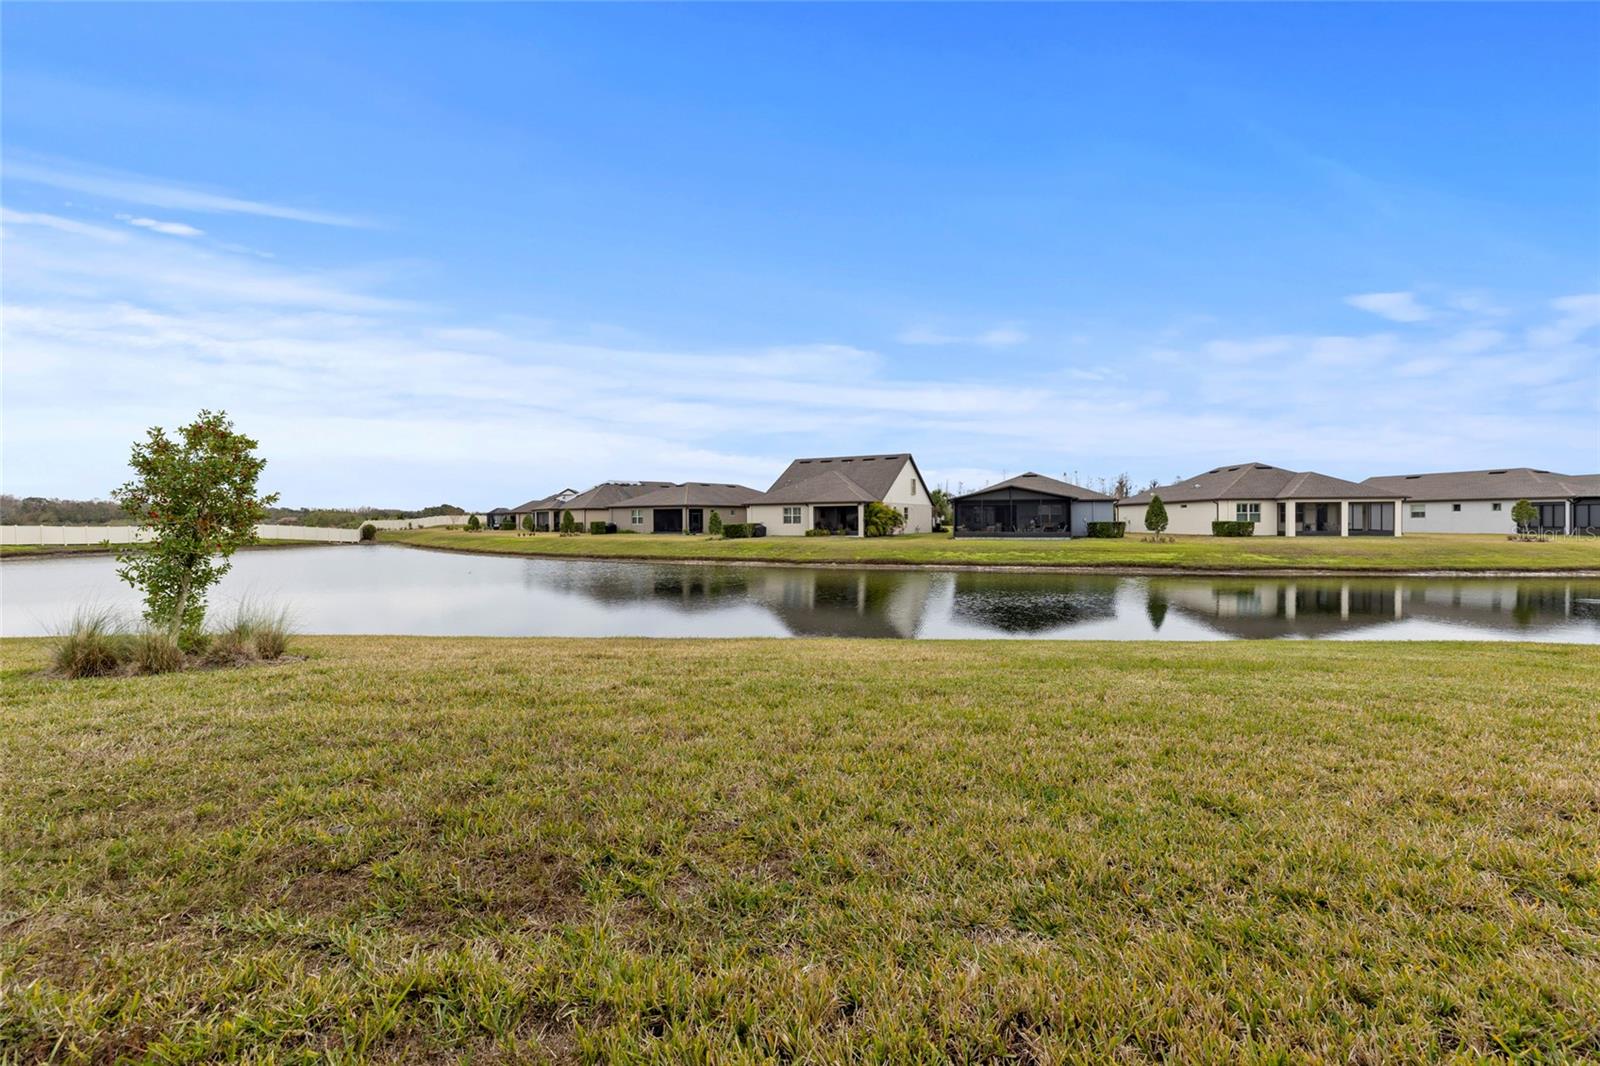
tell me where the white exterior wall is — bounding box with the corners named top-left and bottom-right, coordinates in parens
top-left (748, 503), bottom-right (815, 536)
top-left (1402, 499), bottom-right (1557, 535)
top-left (366, 514), bottom-right (479, 531)
top-left (1070, 500), bottom-right (1117, 537)
top-left (879, 460), bottom-right (935, 534)
top-left (1115, 500), bottom-right (1221, 535)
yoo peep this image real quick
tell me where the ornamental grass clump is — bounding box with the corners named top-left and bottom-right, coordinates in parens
top-left (51, 607), bottom-right (128, 678)
top-left (128, 629), bottom-right (183, 674)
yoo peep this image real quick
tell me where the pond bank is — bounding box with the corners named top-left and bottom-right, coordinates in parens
top-left (384, 528), bottom-right (1600, 578)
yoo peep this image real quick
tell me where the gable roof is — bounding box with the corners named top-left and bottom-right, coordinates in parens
top-left (510, 488), bottom-right (578, 512)
top-left (953, 472), bottom-right (1113, 502)
top-left (1119, 461), bottom-right (1397, 504)
top-left (615, 482), bottom-right (763, 508)
top-left (561, 481), bottom-right (675, 510)
top-left (1362, 467), bottom-right (1597, 501)
top-left (756, 469), bottom-right (881, 505)
top-left (759, 453), bottom-right (922, 504)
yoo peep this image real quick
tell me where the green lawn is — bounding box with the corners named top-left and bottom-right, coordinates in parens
top-left (385, 528), bottom-right (1600, 573)
top-left (3, 637), bottom-right (1596, 1062)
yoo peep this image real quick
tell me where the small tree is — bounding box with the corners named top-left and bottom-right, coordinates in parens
top-left (112, 410), bottom-right (279, 640)
top-left (1511, 499), bottom-right (1537, 537)
top-left (1144, 495), bottom-right (1169, 540)
top-left (359, 522), bottom-right (377, 542)
top-left (560, 510), bottom-right (577, 535)
top-left (708, 509), bottom-right (724, 537)
top-left (929, 488), bottom-right (953, 529)
top-left (1111, 472), bottom-right (1135, 499)
top-left (521, 514), bottom-right (535, 534)
top-left (465, 514), bottom-right (481, 531)
top-left (864, 501), bottom-right (906, 537)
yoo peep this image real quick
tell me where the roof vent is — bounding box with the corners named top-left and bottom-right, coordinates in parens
top-left (1254, 465), bottom-right (1273, 470)
top-left (1488, 470), bottom-right (1506, 475)
top-left (1404, 475), bottom-right (1421, 480)
top-left (1226, 466), bottom-right (1240, 471)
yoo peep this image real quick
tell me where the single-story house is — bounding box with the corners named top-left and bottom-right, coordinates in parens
top-left (1117, 461), bottom-right (1407, 536)
top-left (530, 481), bottom-right (674, 530)
top-left (483, 506), bottom-right (517, 530)
top-left (747, 453), bottom-right (934, 537)
top-left (505, 488), bottom-right (577, 531)
top-left (951, 473), bottom-right (1115, 538)
top-left (607, 482), bottom-right (763, 534)
top-left (1361, 468), bottom-right (1600, 534)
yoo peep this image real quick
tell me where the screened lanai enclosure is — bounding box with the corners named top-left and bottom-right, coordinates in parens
top-left (951, 473), bottom-right (1113, 538)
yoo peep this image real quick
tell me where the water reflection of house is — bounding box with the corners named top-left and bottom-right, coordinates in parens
top-left (950, 572), bottom-right (1119, 634)
top-left (515, 559), bottom-right (936, 637)
top-left (1150, 578), bottom-right (1598, 638)
top-left (744, 568), bottom-right (935, 638)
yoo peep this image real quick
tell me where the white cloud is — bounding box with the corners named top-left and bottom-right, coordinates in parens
top-left (5, 156), bottom-right (366, 227)
top-left (118, 214), bottom-right (204, 238)
top-left (4, 205), bottom-right (1596, 504)
top-left (1527, 292), bottom-right (1600, 348)
top-left (1345, 291), bottom-right (1432, 323)
top-left (896, 322), bottom-right (1029, 348)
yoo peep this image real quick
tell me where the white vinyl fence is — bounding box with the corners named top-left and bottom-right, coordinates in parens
top-left (3, 523), bottom-right (359, 546)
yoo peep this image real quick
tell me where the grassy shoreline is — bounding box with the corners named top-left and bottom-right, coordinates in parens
top-left (3, 636), bottom-right (1596, 1061)
top-left (384, 527), bottom-right (1600, 574)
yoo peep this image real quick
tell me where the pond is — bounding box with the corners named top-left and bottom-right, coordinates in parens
top-left (3, 545), bottom-right (1598, 642)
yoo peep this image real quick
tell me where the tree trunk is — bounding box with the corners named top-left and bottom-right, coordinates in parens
top-left (170, 571), bottom-right (192, 641)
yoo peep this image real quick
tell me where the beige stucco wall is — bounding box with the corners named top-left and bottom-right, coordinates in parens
top-left (748, 502), bottom-right (818, 536)
top-left (609, 505), bottom-right (749, 531)
top-left (880, 460), bottom-right (935, 534)
top-left (1403, 499), bottom-right (1563, 534)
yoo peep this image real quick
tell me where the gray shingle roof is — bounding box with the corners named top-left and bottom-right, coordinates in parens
top-left (1362, 467), bottom-right (1598, 501)
top-left (510, 489), bottom-right (577, 512)
top-left (560, 481), bottom-right (676, 510)
top-left (613, 483), bottom-right (763, 508)
top-left (1119, 462), bottom-right (1399, 504)
top-left (755, 469), bottom-right (881, 505)
top-left (953, 472), bottom-right (1113, 502)
top-left (767, 454), bottom-right (914, 497)
top-left (757, 454), bottom-right (922, 504)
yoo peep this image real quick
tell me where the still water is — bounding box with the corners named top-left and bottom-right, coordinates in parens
top-left (3, 545), bottom-right (1598, 641)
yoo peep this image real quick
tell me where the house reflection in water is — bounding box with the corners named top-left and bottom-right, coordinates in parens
top-left (1149, 577), bottom-right (1594, 639)
top-left (950, 572), bottom-right (1119, 634)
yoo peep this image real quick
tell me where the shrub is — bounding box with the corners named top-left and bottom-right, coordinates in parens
top-left (52, 607), bottom-right (128, 678)
top-left (560, 511), bottom-right (578, 535)
top-left (589, 521), bottom-right (609, 535)
top-left (708, 509), bottom-right (724, 537)
top-left (805, 528), bottom-right (833, 537)
top-left (1211, 520), bottom-right (1256, 537)
top-left (521, 514), bottom-right (535, 533)
top-left (722, 523), bottom-right (751, 539)
top-left (1512, 499), bottom-right (1537, 535)
top-left (1086, 521), bottom-right (1125, 538)
top-left (359, 522), bottom-right (377, 542)
top-left (465, 515), bottom-right (481, 531)
top-left (129, 629), bottom-right (183, 674)
top-left (1144, 495), bottom-right (1169, 538)
top-left (865, 502), bottom-right (905, 537)
top-left (209, 600), bottom-right (295, 662)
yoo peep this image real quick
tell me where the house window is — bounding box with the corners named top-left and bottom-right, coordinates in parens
top-left (1236, 503), bottom-right (1261, 523)
top-left (630, 509), bottom-right (643, 525)
top-left (782, 506), bottom-right (802, 524)
top-left (1452, 503), bottom-right (1461, 512)
top-left (1410, 503), bottom-right (1426, 519)
top-left (910, 478), bottom-right (917, 495)
top-left (1492, 502), bottom-right (1502, 511)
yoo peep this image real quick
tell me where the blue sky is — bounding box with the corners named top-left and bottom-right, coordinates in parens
top-left (3, 3), bottom-right (1597, 507)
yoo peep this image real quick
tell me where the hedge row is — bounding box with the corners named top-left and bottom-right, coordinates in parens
top-left (1086, 521), bottom-right (1126, 539)
top-left (1212, 520), bottom-right (1256, 537)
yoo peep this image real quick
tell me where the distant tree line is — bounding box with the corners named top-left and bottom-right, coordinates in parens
top-left (1, 494), bottom-right (465, 529)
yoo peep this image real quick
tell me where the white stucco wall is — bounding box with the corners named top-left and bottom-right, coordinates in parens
top-left (879, 460), bottom-right (935, 534)
top-left (1115, 500), bottom-right (1222, 535)
top-left (1402, 499), bottom-right (1562, 534)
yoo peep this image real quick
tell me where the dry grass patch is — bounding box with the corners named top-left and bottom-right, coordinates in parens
top-left (2, 637), bottom-right (1597, 1062)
